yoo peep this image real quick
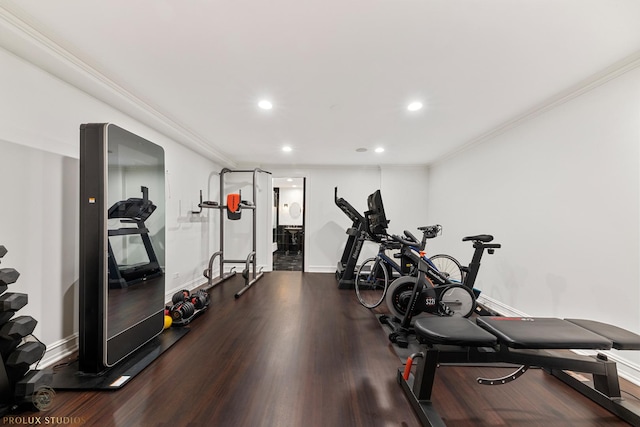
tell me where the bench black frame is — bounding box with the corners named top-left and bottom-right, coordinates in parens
top-left (399, 318), bottom-right (640, 426)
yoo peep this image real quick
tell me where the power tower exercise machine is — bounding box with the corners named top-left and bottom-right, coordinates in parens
top-left (194, 168), bottom-right (271, 298)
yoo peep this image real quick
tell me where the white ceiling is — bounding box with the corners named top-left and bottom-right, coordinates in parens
top-left (2, 0), bottom-right (640, 167)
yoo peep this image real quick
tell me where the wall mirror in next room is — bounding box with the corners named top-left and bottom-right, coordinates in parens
top-left (272, 177), bottom-right (305, 271)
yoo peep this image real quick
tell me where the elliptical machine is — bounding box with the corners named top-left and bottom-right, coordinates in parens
top-left (381, 233), bottom-right (501, 348)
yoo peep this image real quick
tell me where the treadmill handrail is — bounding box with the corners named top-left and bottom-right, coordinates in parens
top-left (334, 187), bottom-right (364, 223)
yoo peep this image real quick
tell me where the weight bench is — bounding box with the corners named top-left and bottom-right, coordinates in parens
top-left (399, 316), bottom-right (640, 426)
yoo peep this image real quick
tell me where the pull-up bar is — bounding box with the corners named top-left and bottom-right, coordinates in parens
top-left (196, 168), bottom-right (271, 298)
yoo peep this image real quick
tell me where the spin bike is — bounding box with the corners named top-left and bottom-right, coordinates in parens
top-left (381, 233), bottom-right (501, 348)
top-left (355, 225), bottom-right (463, 309)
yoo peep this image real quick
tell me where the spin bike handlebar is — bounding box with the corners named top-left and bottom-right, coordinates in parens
top-left (403, 230), bottom-right (420, 245)
top-left (389, 223), bottom-right (442, 249)
top-left (394, 225), bottom-right (442, 251)
top-left (418, 224), bottom-right (442, 239)
top-left (389, 234), bottom-right (421, 249)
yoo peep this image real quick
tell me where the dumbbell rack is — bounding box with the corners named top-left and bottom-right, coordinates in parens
top-left (0, 245), bottom-right (50, 415)
top-left (168, 289), bottom-right (211, 327)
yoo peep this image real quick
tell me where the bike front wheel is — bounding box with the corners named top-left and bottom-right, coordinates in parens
top-left (429, 254), bottom-right (464, 284)
top-left (355, 257), bottom-right (389, 308)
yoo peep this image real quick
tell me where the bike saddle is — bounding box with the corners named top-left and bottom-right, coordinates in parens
top-left (462, 234), bottom-right (494, 242)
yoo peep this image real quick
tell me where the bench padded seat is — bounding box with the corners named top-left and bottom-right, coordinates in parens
top-left (414, 317), bottom-right (498, 347)
top-left (566, 319), bottom-right (640, 350)
top-left (477, 317), bottom-right (613, 350)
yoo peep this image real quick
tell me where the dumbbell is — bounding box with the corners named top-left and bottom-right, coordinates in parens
top-left (169, 289), bottom-right (210, 323)
top-left (0, 267), bottom-right (19, 285)
top-left (170, 301), bottom-right (195, 322)
top-left (1, 316), bottom-right (38, 339)
top-left (0, 246), bottom-right (19, 289)
top-left (189, 290), bottom-right (210, 310)
top-left (14, 370), bottom-right (54, 404)
top-left (0, 293), bottom-right (28, 324)
top-left (172, 289), bottom-right (210, 310)
top-left (171, 289), bottom-right (191, 304)
top-left (5, 341), bottom-right (46, 382)
top-left (169, 289), bottom-right (193, 322)
top-left (0, 315), bottom-right (38, 358)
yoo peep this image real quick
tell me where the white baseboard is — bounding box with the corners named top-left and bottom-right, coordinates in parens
top-left (477, 294), bottom-right (640, 387)
top-left (165, 276), bottom-right (206, 303)
top-left (477, 294), bottom-right (530, 317)
top-left (38, 334), bottom-right (78, 369)
top-left (307, 266), bottom-right (336, 273)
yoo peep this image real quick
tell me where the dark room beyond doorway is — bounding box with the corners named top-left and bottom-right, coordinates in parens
top-left (273, 177), bottom-right (305, 271)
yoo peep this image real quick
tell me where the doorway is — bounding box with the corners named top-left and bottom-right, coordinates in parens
top-left (272, 177), bottom-right (305, 271)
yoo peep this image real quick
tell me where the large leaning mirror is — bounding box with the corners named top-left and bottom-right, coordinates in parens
top-left (79, 123), bottom-right (165, 373)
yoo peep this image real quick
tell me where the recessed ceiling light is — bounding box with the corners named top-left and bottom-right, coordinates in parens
top-left (282, 146), bottom-right (292, 152)
top-left (258, 100), bottom-right (273, 110)
top-left (287, 178), bottom-right (293, 182)
top-left (407, 101), bottom-right (423, 111)
top-left (375, 147), bottom-right (385, 153)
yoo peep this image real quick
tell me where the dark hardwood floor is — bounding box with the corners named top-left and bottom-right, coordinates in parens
top-left (14, 272), bottom-right (640, 426)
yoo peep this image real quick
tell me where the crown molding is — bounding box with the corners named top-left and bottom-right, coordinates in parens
top-left (431, 50), bottom-right (640, 167)
top-left (0, 3), bottom-right (236, 167)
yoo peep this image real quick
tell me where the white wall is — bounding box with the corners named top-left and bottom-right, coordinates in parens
top-left (427, 65), bottom-right (640, 375)
top-left (0, 46), bottom-right (223, 363)
top-left (378, 165), bottom-right (432, 239)
top-left (267, 165), bottom-right (430, 272)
